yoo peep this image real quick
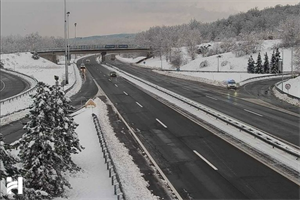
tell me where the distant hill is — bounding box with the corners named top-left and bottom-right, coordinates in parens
top-left (71, 33), bottom-right (136, 45)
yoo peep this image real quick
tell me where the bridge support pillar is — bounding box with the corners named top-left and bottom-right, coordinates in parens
top-left (101, 52), bottom-right (107, 62)
top-left (40, 53), bottom-right (58, 64)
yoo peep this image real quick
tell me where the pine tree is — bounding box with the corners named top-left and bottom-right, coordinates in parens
top-left (263, 52), bottom-right (269, 73)
top-left (275, 48), bottom-right (281, 73)
top-left (16, 82), bottom-right (70, 199)
top-left (0, 133), bottom-right (18, 199)
top-left (247, 55), bottom-right (255, 73)
top-left (50, 85), bottom-right (83, 172)
top-left (256, 52), bottom-right (263, 73)
top-left (271, 51), bottom-right (277, 73)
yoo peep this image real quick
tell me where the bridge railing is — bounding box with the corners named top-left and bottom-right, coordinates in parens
top-left (37, 45), bottom-right (150, 52)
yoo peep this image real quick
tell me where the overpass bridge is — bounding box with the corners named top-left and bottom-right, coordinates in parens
top-left (37, 44), bottom-right (152, 63)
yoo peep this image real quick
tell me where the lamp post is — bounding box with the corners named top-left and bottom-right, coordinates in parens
top-left (67, 11), bottom-right (70, 67)
top-left (64, 0), bottom-right (68, 84)
top-left (74, 22), bottom-right (77, 60)
top-left (217, 55), bottom-right (222, 72)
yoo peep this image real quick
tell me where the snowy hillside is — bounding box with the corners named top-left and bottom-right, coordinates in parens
top-left (1, 52), bottom-right (75, 86)
top-left (140, 40), bottom-right (296, 73)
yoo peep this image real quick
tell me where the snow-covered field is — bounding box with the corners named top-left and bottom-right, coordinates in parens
top-left (0, 52), bottom-right (80, 119)
top-left (279, 76), bottom-right (300, 98)
top-left (55, 107), bottom-right (116, 200)
top-left (1, 52), bottom-right (75, 86)
top-left (139, 40), bottom-right (295, 72)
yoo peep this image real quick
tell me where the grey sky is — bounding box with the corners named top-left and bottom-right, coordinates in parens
top-left (1, 0), bottom-right (299, 37)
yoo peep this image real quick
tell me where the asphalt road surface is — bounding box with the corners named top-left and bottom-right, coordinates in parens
top-left (85, 57), bottom-right (299, 200)
top-left (0, 70), bottom-right (30, 100)
top-left (1, 59), bottom-right (97, 144)
top-left (104, 59), bottom-right (300, 147)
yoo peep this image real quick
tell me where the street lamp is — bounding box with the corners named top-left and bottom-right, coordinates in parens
top-left (64, 0), bottom-right (68, 84)
top-left (67, 11), bottom-right (70, 66)
top-left (217, 55), bottom-right (222, 72)
top-left (74, 22), bottom-right (77, 60)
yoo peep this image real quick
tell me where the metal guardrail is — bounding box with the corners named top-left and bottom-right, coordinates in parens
top-left (275, 80), bottom-right (300, 101)
top-left (0, 68), bottom-right (38, 105)
top-left (92, 113), bottom-right (125, 200)
top-left (105, 63), bottom-right (300, 159)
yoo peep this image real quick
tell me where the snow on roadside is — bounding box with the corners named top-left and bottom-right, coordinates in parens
top-left (94, 98), bottom-right (159, 200)
top-left (54, 108), bottom-right (115, 200)
top-left (1, 52), bottom-right (75, 88)
top-left (116, 55), bottom-right (146, 64)
top-left (277, 76), bottom-right (300, 98)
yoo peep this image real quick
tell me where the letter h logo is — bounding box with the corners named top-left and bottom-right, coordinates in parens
top-left (7, 177), bottom-right (23, 195)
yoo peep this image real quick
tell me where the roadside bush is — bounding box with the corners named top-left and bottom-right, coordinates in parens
top-left (199, 60), bottom-right (208, 68)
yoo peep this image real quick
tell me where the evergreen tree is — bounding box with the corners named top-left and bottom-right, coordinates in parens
top-left (263, 52), bottom-right (269, 73)
top-left (16, 82), bottom-right (70, 199)
top-left (255, 52), bottom-right (263, 73)
top-left (50, 85), bottom-right (83, 172)
top-left (0, 133), bottom-right (18, 199)
top-left (247, 55), bottom-right (255, 73)
top-left (275, 48), bottom-right (281, 73)
top-left (271, 51), bottom-right (277, 73)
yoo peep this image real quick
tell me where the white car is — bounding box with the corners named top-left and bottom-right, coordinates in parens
top-left (227, 79), bottom-right (237, 89)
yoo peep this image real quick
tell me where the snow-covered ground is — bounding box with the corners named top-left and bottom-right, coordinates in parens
top-left (138, 40), bottom-right (295, 73)
top-left (1, 52), bottom-right (75, 86)
top-left (278, 76), bottom-right (300, 98)
top-left (0, 52), bottom-right (81, 120)
top-left (116, 56), bottom-right (146, 64)
top-left (55, 107), bottom-right (116, 200)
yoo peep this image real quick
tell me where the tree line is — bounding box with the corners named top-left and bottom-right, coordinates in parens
top-left (247, 49), bottom-right (282, 74)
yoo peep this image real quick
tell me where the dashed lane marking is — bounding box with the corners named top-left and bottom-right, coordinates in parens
top-left (193, 150), bottom-right (218, 171)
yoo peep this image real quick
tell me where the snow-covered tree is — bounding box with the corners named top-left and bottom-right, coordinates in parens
top-left (294, 46), bottom-right (300, 72)
top-left (275, 48), bottom-right (281, 73)
top-left (170, 48), bottom-right (183, 70)
top-left (16, 82), bottom-right (71, 199)
top-left (247, 55), bottom-right (255, 73)
top-left (50, 85), bottom-right (83, 172)
top-left (263, 52), bottom-right (270, 73)
top-left (186, 29), bottom-right (202, 60)
top-left (270, 51), bottom-right (278, 73)
top-left (0, 133), bottom-right (18, 199)
top-left (255, 52), bottom-right (263, 73)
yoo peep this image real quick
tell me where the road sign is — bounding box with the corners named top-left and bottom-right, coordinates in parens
top-left (285, 83), bottom-right (291, 90)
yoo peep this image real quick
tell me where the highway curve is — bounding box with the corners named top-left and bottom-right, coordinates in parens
top-left (0, 70), bottom-right (30, 100)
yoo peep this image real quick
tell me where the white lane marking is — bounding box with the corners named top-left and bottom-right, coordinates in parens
top-left (108, 79), bottom-right (111, 82)
top-left (103, 75), bottom-right (106, 77)
top-left (123, 91), bottom-right (128, 95)
top-left (136, 102), bottom-right (143, 108)
top-left (206, 95), bottom-right (217, 100)
top-left (244, 109), bottom-right (263, 117)
top-left (115, 84), bottom-right (118, 87)
top-left (156, 118), bottom-right (167, 128)
top-left (0, 80), bottom-right (6, 92)
top-left (193, 150), bottom-right (218, 171)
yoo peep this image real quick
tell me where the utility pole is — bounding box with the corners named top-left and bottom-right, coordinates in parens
top-left (74, 23), bottom-right (77, 60)
top-left (64, 0), bottom-right (68, 84)
top-left (67, 12), bottom-right (70, 68)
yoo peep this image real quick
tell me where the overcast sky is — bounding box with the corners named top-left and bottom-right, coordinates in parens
top-left (1, 0), bottom-right (299, 38)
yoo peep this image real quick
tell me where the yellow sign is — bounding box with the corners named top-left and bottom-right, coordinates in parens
top-left (85, 99), bottom-right (96, 108)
